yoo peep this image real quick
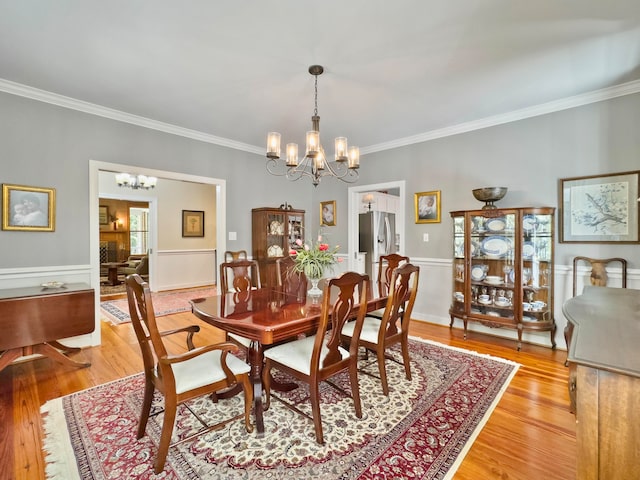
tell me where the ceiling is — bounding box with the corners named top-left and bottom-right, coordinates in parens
top-left (1, 1), bottom-right (640, 156)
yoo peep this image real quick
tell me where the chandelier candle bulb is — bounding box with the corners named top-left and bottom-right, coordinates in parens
top-left (348, 146), bottom-right (360, 169)
top-left (335, 137), bottom-right (348, 161)
top-left (267, 132), bottom-right (281, 159)
top-left (306, 130), bottom-right (320, 157)
top-left (286, 143), bottom-right (298, 166)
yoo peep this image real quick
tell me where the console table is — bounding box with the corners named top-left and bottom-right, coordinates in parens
top-left (563, 286), bottom-right (640, 479)
top-left (0, 283), bottom-right (95, 373)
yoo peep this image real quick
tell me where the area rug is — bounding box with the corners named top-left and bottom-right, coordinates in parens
top-left (41, 338), bottom-right (518, 479)
top-left (100, 287), bottom-right (217, 325)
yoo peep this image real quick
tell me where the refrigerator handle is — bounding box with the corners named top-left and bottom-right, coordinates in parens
top-left (383, 215), bottom-right (391, 255)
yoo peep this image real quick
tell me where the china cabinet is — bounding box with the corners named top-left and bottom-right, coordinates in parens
top-left (252, 206), bottom-right (305, 286)
top-left (449, 207), bottom-right (556, 350)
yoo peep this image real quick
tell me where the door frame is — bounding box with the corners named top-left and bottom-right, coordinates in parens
top-left (347, 180), bottom-right (406, 272)
top-left (89, 160), bottom-right (226, 344)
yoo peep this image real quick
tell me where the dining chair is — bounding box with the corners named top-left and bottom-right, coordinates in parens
top-left (367, 253), bottom-right (410, 319)
top-left (224, 250), bottom-right (248, 262)
top-left (342, 263), bottom-right (419, 396)
top-left (125, 274), bottom-right (253, 474)
top-left (276, 255), bottom-right (307, 303)
top-left (566, 256), bottom-right (627, 412)
top-left (262, 271), bottom-right (370, 444)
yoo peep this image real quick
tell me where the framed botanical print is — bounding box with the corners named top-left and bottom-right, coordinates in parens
top-left (415, 190), bottom-right (441, 224)
top-left (560, 170), bottom-right (639, 243)
top-left (2, 184), bottom-right (56, 231)
top-left (182, 210), bottom-right (204, 237)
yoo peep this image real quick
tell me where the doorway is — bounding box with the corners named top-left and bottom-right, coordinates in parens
top-left (347, 180), bottom-right (406, 273)
top-left (89, 160), bottom-right (227, 345)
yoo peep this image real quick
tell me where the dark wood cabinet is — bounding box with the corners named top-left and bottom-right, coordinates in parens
top-left (449, 207), bottom-right (556, 350)
top-left (252, 206), bottom-right (305, 287)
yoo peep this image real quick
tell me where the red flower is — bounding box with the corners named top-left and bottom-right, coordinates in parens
top-left (318, 243), bottom-right (329, 251)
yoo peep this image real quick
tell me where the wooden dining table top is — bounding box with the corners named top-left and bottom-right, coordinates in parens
top-left (190, 287), bottom-right (387, 345)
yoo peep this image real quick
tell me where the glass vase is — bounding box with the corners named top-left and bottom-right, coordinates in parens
top-left (308, 277), bottom-right (323, 303)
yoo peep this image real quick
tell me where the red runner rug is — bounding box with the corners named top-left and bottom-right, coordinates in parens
top-left (100, 287), bottom-right (217, 325)
top-left (42, 338), bottom-right (518, 479)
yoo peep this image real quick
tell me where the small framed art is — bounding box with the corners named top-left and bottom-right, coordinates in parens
top-left (182, 210), bottom-right (205, 237)
top-left (320, 200), bottom-right (336, 226)
top-left (2, 184), bottom-right (56, 231)
top-left (415, 190), bottom-right (441, 224)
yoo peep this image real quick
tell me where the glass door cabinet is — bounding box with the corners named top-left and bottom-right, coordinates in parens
top-left (450, 207), bottom-right (556, 350)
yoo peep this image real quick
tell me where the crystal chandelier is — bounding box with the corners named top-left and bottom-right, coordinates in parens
top-left (115, 173), bottom-right (157, 190)
top-left (266, 65), bottom-right (360, 187)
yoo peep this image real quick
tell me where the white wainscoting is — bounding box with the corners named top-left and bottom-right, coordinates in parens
top-left (154, 249), bottom-right (217, 291)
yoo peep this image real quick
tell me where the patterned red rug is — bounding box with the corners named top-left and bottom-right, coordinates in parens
top-left (41, 339), bottom-right (518, 479)
top-left (100, 287), bottom-right (217, 325)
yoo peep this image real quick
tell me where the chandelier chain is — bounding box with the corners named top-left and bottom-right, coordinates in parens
top-left (314, 74), bottom-right (318, 117)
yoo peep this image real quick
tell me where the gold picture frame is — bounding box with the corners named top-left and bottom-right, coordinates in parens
top-left (415, 190), bottom-right (441, 224)
top-left (2, 184), bottom-right (56, 231)
top-left (560, 170), bottom-right (639, 243)
top-left (320, 200), bottom-right (336, 226)
top-left (182, 210), bottom-right (204, 237)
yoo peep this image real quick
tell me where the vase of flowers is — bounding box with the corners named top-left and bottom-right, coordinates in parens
top-left (290, 235), bottom-right (340, 302)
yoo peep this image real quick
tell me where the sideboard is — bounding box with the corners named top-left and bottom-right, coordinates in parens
top-left (0, 283), bottom-right (95, 373)
top-left (563, 286), bottom-right (640, 479)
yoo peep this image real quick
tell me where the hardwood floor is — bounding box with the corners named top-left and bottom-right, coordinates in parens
top-left (0, 316), bottom-right (576, 480)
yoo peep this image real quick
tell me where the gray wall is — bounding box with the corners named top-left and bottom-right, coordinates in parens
top-left (319, 93), bottom-right (640, 268)
top-left (1, 89), bottom-right (639, 270)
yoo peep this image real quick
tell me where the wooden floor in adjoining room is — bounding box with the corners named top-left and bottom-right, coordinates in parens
top-left (0, 315), bottom-right (576, 480)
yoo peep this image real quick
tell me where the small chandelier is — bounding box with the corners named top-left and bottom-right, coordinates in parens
top-left (115, 173), bottom-right (157, 190)
top-left (266, 65), bottom-right (360, 187)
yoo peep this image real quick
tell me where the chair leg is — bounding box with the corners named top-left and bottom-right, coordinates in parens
top-left (137, 378), bottom-right (155, 439)
top-left (377, 348), bottom-right (390, 396)
top-left (262, 359), bottom-right (272, 411)
top-left (154, 396), bottom-right (177, 474)
top-left (401, 337), bottom-right (412, 381)
top-left (239, 373), bottom-right (254, 433)
top-left (309, 381), bottom-right (324, 444)
top-left (349, 361), bottom-right (363, 419)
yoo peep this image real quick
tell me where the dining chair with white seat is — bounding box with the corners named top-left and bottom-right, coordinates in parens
top-left (342, 263), bottom-right (419, 396)
top-left (262, 271), bottom-right (370, 444)
top-left (125, 274), bottom-right (253, 474)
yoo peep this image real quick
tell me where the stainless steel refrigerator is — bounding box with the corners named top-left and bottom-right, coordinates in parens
top-left (359, 211), bottom-right (397, 281)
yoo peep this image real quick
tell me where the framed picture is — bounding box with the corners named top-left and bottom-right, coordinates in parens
top-left (415, 190), bottom-right (441, 224)
top-left (320, 200), bottom-right (336, 226)
top-left (560, 170), bottom-right (639, 243)
top-left (2, 184), bottom-right (56, 231)
top-left (99, 205), bottom-right (109, 225)
top-left (182, 210), bottom-right (204, 237)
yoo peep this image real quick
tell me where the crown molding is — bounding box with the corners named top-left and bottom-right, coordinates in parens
top-left (361, 79), bottom-right (640, 155)
top-left (2, 77), bottom-right (639, 157)
top-left (0, 78), bottom-right (263, 155)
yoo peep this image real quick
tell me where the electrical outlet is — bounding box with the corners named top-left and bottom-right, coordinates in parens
top-left (228, 231), bottom-right (237, 241)
top-left (423, 233), bottom-right (429, 242)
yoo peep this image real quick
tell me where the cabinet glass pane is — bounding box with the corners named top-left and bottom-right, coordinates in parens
top-left (522, 212), bottom-right (553, 322)
top-left (470, 212), bottom-right (515, 320)
top-left (451, 214), bottom-right (465, 313)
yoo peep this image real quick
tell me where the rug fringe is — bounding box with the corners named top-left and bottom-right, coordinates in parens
top-left (41, 399), bottom-right (82, 480)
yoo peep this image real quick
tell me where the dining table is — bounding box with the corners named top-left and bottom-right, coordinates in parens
top-left (190, 286), bottom-right (387, 434)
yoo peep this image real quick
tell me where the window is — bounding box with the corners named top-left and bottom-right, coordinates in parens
top-left (129, 207), bottom-right (149, 255)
